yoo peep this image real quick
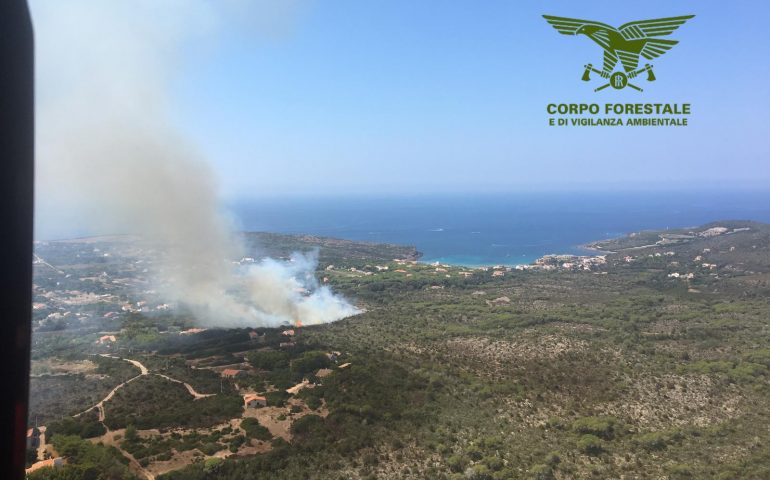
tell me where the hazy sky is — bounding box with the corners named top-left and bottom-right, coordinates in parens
top-left (36, 1), bottom-right (770, 199)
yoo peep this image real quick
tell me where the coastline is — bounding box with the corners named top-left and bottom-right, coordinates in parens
top-left (578, 243), bottom-right (616, 255)
top-left (419, 239), bottom-right (620, 269)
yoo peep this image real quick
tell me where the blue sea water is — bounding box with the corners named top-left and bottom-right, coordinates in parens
top-left (230, 191), bottom-right (770, 266)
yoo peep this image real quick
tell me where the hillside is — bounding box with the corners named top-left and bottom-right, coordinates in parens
top-left (27, 221), bottom-right (770, 479)
top-left (243, 232), bottom-right (421, 267)
top-left (589, 221), bottom-right (770, 271)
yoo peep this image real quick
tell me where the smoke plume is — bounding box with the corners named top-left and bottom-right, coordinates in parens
top-left (31, 0), bottom-right (359, 327)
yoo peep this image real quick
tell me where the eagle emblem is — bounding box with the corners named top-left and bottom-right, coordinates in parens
top-left (543, 15), bottom-right (695, 92)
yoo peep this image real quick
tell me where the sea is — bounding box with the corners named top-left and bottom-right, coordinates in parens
top-left (230, 190), bottom-right (770, 267)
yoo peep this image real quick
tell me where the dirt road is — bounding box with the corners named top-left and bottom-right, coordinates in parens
top-left (155, 373), bottom-right (214, 400)
top-left (56, 354), bottom-right (224, 480)
top-left (75, 355), bottom-right (147, 421)
top-left (73, 356), bottom-right (158, 478)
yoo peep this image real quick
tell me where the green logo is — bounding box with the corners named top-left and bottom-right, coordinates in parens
top-left (543, 15), bottom-right (694, 92)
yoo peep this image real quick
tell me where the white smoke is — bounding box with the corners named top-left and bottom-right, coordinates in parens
top-left (31, 0), bottom-right (359, 327)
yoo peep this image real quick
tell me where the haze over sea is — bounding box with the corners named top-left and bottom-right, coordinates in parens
top-left (230, 190), bottom-right (770, 267)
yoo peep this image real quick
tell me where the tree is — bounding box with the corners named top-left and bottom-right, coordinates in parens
top-left (290, 351), bottom-right (331, 377)
top-left (247, 351), bottom-right (289, 370)
top-left (203, 457), bottom-right (223, 474)
top-left (241, 418), bottom-right (272, 441)
top-left (124, 424), bottom-right (137, 443)
top-left (577, 434), bottom-right (604, 456)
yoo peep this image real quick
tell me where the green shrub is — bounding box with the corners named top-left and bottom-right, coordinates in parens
top-left (528, 463), bottom-right (555, 480)
top-left (306, 396), bottom-right (322, 410)
top-left (636, 431), bottom-right (670, 451)
top-left (199, 442), bottom-right (221, 455)
top-left (743, 348), bottom-right (770, 367)
top-left (571, 416), bottom-right (619, 440)
top-left (577, 434), bottom-right (604, 455)
top-left (229, 435), bottom-right (246, 453)
top-left (241, 417), bottom-right (272, 441)
top-left (39, 435), bottom-right (133, 479)
top-left (447, 454), bottom-right (468, 473)
top-left (483, 455), bottom-right (503, 471)
top-left (290, 414), bottom-right (324, 436)
top-left (465, 464), bottom-right (492, 480)
top-left (544, 452), bottom-right (561, 466)
top-left (291, 351), bottom-right (331, 377)
top-left (46, 416), bottom-right (106, 439)
top-left (466, 445), bottom-right (483, 460)
top-left (247, 350), bottom-right (289, 370)
top-left (545, 417), bottom-right (564, 429)
top-left (266, 390), bottom-right (289, 407)
top-left (155, 451), bottom-right (173, 461)
top-left (666, 463), bottom-right (693, 478)
top-left (125, 424), bottom-right (137, 442)
top-left (203, 457), bottom-right (223, 473)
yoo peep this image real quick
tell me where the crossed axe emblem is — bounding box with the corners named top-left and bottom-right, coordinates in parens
top-left (581, 63), bottom-right (656, 92)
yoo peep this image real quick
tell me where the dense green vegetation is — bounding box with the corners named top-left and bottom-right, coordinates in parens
top-left (240, 418), bottom-right (272, 441)
top-left (104, 376), bottom-right (242, 430)
top-left (46, 411), bottom-right (106, 439)
top-left (27, 435), bottom-right (135, 480)
top-left (131, 354), bottom-right (225, 394)
top-left (120, 425), bottom-right (249, 464)
top-left (28, 356), bottom-right (139, 425)
top-left (160, 353), bottom-right (434, 479)
top-left (247, 350), bottom-right (289, 370)
top-left (29, 222), bottom-right (770, 478)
